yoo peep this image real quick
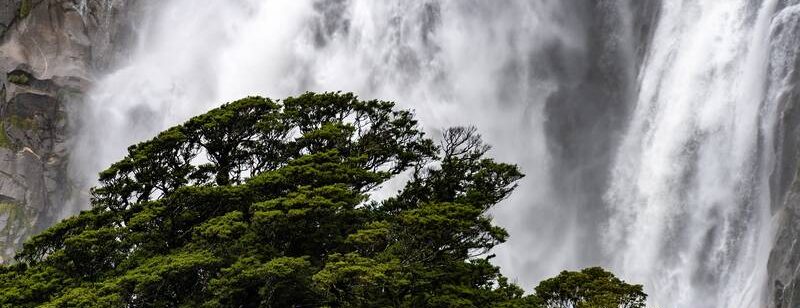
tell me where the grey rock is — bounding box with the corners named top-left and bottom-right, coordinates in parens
top-left (0, 0), bottom-right (139, 262)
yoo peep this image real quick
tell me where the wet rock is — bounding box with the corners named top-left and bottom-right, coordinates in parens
top-left (0, 0), bottom-right (139, 262)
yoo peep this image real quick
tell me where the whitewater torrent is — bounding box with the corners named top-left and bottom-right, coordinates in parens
top-left (605, 1), bottom-right (779, 307)
top-left (69, 1), bottom-right (796, 307)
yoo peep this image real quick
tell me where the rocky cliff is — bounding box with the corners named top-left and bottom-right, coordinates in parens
top-left (0, 0), bottom-right (138, 261)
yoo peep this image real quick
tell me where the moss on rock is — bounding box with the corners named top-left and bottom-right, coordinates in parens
top-left (18, 0), bottom-right (31, 19)
top-left (0, 123), bottom-right (11, 148)
top-left (7, 73), bottom-right (29, 85)
top-left (0, 202), bottom-right (31, 260)
top-left (8, 115), bottom-right (36, 130)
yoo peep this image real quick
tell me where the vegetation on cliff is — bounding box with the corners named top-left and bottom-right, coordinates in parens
top-left (0, 92), bottom-right (646, 307)
top-left (6, 73), bottom-right (28, 85)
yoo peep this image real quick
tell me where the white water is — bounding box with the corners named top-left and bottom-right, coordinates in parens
top-left (70, 1), bottom-right (796, 307)
top-left (605, 1), bottom-right (780, 307)
top-left (72, 0), bottom-right (585, 286)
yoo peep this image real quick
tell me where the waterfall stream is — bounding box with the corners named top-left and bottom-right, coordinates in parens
top-left (69, 1), bottom-right (800, 307)
top-left (605, 1), bottom-right (778, 307)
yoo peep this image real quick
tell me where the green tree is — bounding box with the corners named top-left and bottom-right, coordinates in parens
top-left (534, 267), bottom-right (647, 308)
top-left (0, 92), bottom-right (647, 307)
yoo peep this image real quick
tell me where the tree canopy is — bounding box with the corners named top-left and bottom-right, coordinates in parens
top-left (0, 92), bottom-right (647, 307)
top-left (534, 267), bottom-right (646, 308)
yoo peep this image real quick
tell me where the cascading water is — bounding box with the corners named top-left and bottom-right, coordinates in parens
top-left (67, 0), bottom-right (800, 307)
top-left (605, 1), bottom-right (779, 307)
top-left (72, 0), bottom-right (605, 287)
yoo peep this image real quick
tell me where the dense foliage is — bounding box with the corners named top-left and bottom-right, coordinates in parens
top-left (0, 92), bottom-right (646, 307)
top-left (535, 267), bottom-right (646, 308)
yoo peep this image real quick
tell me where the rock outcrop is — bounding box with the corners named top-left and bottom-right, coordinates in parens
top-left (0, 0), bottom-right (138, 261)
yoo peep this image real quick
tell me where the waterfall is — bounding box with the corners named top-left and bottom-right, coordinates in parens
top-left (69, 1), bottom-right (798, 307)
top-left (605, 1), bottom-right (780, 307)
top-left (72, 0), bottom-right (600, 287)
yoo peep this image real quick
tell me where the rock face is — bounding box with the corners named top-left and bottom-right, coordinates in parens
top-left (0, 0), bottom-right (138, 261)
